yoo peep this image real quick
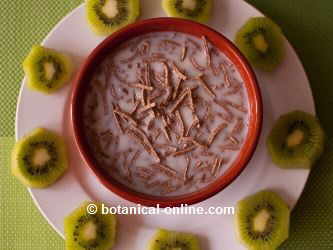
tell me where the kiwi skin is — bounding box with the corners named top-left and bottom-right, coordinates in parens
top-left (235, 190), bottom-right (290, 250)
top-left (267, 110), bottom-right (325, 169)
top-left (148, 228), bottom-right (201, 250)
top-left (23, 45), bottom-right (73, 94)
top-left (64, 201), bottom-right (117, 250)
top-left (86, 0), bottom-right (141, 36)
top-left (162, 0), bottom-right (213, 24)
top-left (235, 17), bottom-right (284, 72)
top-left (11, 128), bottom-right (68, 188)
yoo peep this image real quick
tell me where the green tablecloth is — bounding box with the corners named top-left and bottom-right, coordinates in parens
top-left (0, 0), bottom-right (332, 249)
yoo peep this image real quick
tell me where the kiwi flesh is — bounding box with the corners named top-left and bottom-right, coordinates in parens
top-left (11, 128), bottom-right (68, 188)
top-left (23, 45), bottom-right (73, 94)
top-left (162, 0), bottom-right (213, 24)
top-left (235, 190), bottom-right (290, 250)
top-left (148, 228), bottom-right (201, 250)
top-left (267, 110), bottom-right (325, 169)
top-left (235, 17), bottom-right (284, 72)
top-left (64, 201), bottom-right (117, 250)
top-left (86, 0), bottom-right (140, 36)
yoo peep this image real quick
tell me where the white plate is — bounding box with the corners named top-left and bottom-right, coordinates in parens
top-left (15, 0), bottom-right (314, 249)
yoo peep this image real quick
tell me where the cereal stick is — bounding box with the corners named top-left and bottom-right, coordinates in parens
top-left (181, 137), bottom-right (206, 148)
top-left (172, 78), bottom-right (183, 100)
top-left (228, 136), bottom-right (239, 145)
top-left (231, 118), bottom-right (244, 134)
top-left (187, 89), bottom-right (195, 112)
top-left (201, 36), bottom-right (211, 68)
top-left (172, 62), bottom-right (187, 80)
top-left (207, 123), bottom-right (228, 146)
top-left (154, 128), bottom-right (162, 141)
top-left (164, 86), bottom-right (173, 104)
top-left (219, 144), bottom-right (240, 152)
top-left (190, 56), bottom-right (206, 71)
top-left (140, 41), bottom-right (151, 56)
top-left (172, 145), bottom-right (197, 157)
top-left (151, 52), bottom-right (166, 58)
top-left (176, 110), bottom-right (185, 137)
top-left (127, 127), bottom-right (160, 162)
top-left (129, 150), bottom-right (141, 167)
top-left (181, 46), bottom-right (187, 61)
top-left (215, 158), bottom-right (223, 176)
top-left (149, 89), bottom-right (166, 102)
top-left (223, 100), bottom-right (247, 113)
top-left (195, 74), bottom-right (216, 98)
top-left (184, 157), bottom-right (190, 181)
top-left (225, 83), bottom-right (241, 96)
top-left (170, 88), bottom-right (190, 113)
top-left (112, 105), bottom-right (124, 133)
top-left (130, 100), bottom-right (140, 115)
top-left (215, 100), bottom-right (234, 121)
top-left (138, 102), bottom-right (156, 113)
top-left (144, 58), bottom-right (168, 64)
top-left (140, 88), bottom-right (146, 106)
top-left (160, 39), bottom-right (182, 49)
top-left (161, 126), bottom-right (171, 142)
top-left (210, 157), bottom-right (219, 175)
top-left (162, 62), bottom-right (170, 87)
top-left (144, 62), bottom-right (152, 86)
top-left (130, 83), bottom-right (154, 91)
top-left (224, 72), bottom-right (233, 88)
top-left (195, 161), bottom-right (204, 169)
top-left (135, 171), bottom-right (153, 180)
top-left (114, 109), bottom-right (138, 126)
top-left (152, 163), bottom-right (180, 178)
top-left (160, 115), bottom-right (171, 142)
top-left (209, 50), bottom-right (221, 76)
top-left (185, 117), bottom-right (200, 136)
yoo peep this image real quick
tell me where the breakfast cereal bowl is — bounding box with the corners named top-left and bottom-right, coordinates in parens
top-left (71, 18), bottom-right (262, 207)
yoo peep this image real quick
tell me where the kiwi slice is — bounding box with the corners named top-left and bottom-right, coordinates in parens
top-left (235, 17), bottom-right (284, 72)
top-left (23, 45), bottom-right (73, 94)
top-left (11, 128), bottom-right (68, 188)
top-left (148, 228), bottom-right (201, 250)
top-left (162, 0), bottom-right (213, 24)
top-left (267, 110), bottom-right (325, 169)
top-left (235, 190), bottom-right (290, 250)
top-left (86, 0), bottom-right (140, 36)
top-left (65, 201), bottom-right (117, 250)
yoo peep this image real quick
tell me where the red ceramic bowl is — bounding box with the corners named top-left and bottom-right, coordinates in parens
top-left (71, 18), bottom-right (262, 207)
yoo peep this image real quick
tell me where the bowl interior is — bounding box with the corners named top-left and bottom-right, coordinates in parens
top-left (71, 18), bottom-right (262, 207)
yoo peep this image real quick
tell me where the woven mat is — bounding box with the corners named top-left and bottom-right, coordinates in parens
top-left (0, 0), bottom-right (332, 249)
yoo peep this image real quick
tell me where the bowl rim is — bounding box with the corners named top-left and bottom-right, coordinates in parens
top-left (71, 17), bottom-right (262, 207)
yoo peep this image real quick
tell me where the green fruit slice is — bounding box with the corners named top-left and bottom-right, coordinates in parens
top-left (235, 17), bottom-right (284, 72)
top-left (162, 0), bottom-right (213, 24)
top-left (64, 201), bottom-right (117, 250)
top-left (86, 0), bottom-right (140, 36)
top-left (23, 45), bottom-right (73, 94)
top-left (235, 190), bottom-right (290, 250)
top-left (148, 228), bottom-right (201, 250)
top-left (11, 128), bottom-right (68, 188)
top-left (267, 110), bottom-right (325, 169)
top-left (65, 201), bottom-right (117, 250)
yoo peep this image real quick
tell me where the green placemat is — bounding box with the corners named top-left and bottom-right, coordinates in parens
top-left (0, 0), bottom-right (332, 249)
